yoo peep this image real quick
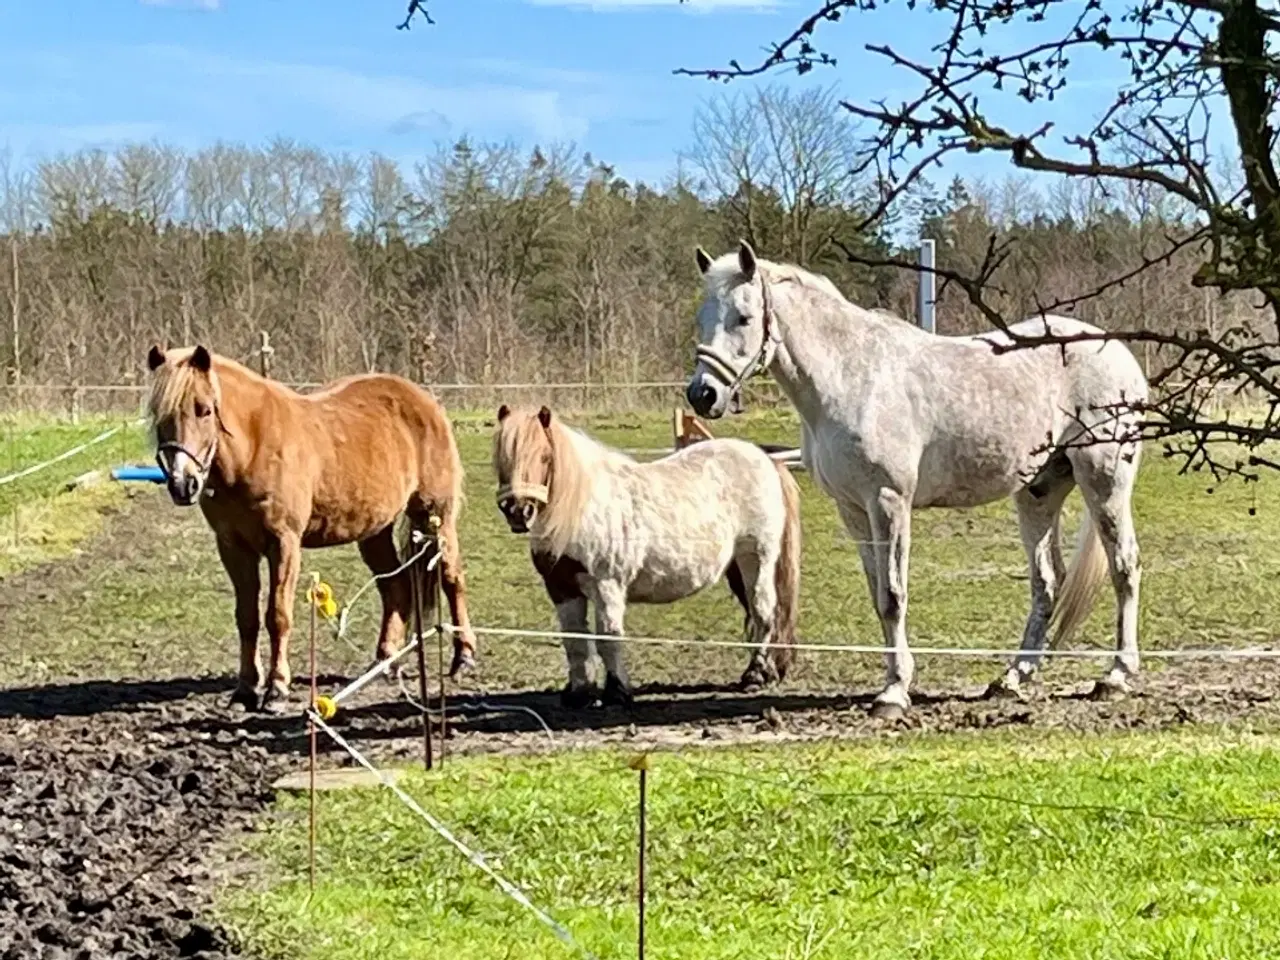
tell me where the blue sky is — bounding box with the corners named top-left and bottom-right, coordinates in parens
top-left (0, 0), bottom-right (1224, 192)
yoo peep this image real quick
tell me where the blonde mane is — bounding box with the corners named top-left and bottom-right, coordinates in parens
top-left (494, 409), bottom-right (615, 558)
top-left (147, 348), bottom-right (224, 427)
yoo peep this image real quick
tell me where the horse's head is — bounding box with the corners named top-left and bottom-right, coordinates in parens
top-left (146, 344), bottom-right (224, 507)
top-left (687, 240), bottom-right (777, 420)
top-left (492, 404), bottom-right (554, 534)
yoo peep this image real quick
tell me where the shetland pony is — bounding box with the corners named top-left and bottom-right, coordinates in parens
top-left (687, 242), bottom-right (1147, 718)
top-left (145, 345), bottom-right (478, 712)
top-left (492, 404), bottom-right (802, 707)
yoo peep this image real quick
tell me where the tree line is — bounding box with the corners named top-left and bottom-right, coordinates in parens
top-left (0, 86), bottom-right (1244, 402)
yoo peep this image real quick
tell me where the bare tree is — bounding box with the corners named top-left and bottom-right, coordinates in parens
top-left (686, 84), bottom-right (865, 266)
top-left (675, 0), bottom-right (1280, 481)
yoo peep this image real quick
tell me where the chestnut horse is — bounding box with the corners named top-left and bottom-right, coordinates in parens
top-left (145, 344), bottom-right (477, 712)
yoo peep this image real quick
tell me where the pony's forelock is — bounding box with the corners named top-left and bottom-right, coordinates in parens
top-left (493, 407), bottom-right (594, 558)
top-left (147, 348), bottom-right (221, 426)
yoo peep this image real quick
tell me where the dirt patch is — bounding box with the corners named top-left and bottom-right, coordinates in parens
top-left (3, 493), bottom-right (1280, 959)
top-left (0, 693), bottom-right (283, 960)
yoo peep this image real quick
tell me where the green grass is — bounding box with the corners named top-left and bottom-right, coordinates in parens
top-left (0, 415), bottom-right (152, 578)
top-left (3, 405), bottom-right (1280, 689)
top-left (222, 729), bottom-right (1280, 960)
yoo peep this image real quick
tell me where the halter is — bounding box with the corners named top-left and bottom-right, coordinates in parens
top-left (155, 436), bottom-right (218, 487)
top-left (694, 272), bottom-right (780, 398)
top-left (496, 481), bottom-right (549, 506)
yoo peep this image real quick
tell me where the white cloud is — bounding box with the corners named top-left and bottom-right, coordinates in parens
top-left (526, 0), bottom-right (779, 9)
top-left (136, 45), bottom-right (602, 144)
top-left (140, 0), bottom-right (222, 10)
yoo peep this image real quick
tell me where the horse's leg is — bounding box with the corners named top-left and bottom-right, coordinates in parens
top-left (261, 531), bottom-right (302, 713)
top-left (439, 512), bottom-right (478, 678)
top-left (989, 484), bottom-right (1073, 699)
top-left (216, 535), bottom-right (262, 711)
top-left (1073, 452), bottom-right (1143, 699)
top-left (592, 580), bottom-right (633, 707)
top-left (557, 596), bottom-right (597, 709)
top-left (866, 489), bottom-right (915, 719)
top-left (726, 558), bottom-right (765, 688)
top-left (357, 527), bottom-right (411, 667)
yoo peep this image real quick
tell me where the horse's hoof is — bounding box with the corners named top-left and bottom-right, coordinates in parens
top-left (229, 688), bottom-right (260, 712)
top-left (560, 685), bottom-right (597, 710)
top-left (869, 699), bottom-right (908, 721)
top-left (448, 646), bottom-right (476, 679)
top-left (1088, 678), bottom-right (1130, 702)
top-left (260, 689), bottom-right (292, 715)
top-left (601, 674), bottom-right (634, 707)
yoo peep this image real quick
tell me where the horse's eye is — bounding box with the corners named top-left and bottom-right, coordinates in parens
top-left (194, 402), bottom-right (210, 418)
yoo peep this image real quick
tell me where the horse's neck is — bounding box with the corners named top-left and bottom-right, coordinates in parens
top-left (770, 284), bottom-right (885, 426)
top-left (559, 426), bottom-right (628, 497)
top-left (212, 363), bottom-right (270, 483)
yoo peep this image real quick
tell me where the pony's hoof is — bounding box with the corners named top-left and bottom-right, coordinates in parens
top-left (229, 688), bottom-right (260, 712)
top-left (560, 685), bottom-right (597, 710)
top-left (869, 699), bottom-right (908, 721)
top-left (601, 674), bottom-right (634, 707)
top-left (983, 678), bottom-right (1028, 702)
top-left (1088, 678), bottom-right (1131, 702)
top-left (448, 646), bottom-right (476, 679)
top-left (738, 661), bottom-right (775, 691)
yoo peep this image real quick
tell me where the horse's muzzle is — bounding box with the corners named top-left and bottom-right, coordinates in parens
top-left (167, 473), bottom-right (203, 506)
top-left (685, 374), bottom-right (727, 420)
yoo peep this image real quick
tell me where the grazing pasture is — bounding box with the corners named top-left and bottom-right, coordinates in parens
top-left (3, 404), bottom-right (1280, 959)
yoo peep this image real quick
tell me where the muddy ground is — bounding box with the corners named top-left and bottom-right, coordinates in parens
top-left (2, 494), bottom-right (1279, 958)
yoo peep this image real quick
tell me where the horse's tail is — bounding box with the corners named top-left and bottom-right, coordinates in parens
top-left (770, 459), bottom-right (803, 679)
top-left (1048, 505), bottom-right (1109, 648)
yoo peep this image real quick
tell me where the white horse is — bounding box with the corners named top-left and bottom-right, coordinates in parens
top-left (686, 242), bottom-right (1148, 718)
top-left (492, 404), bottom-right (803, 707)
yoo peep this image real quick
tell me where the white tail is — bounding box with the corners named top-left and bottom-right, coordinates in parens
top-left (1048, 506), bottom-right (1110, 648)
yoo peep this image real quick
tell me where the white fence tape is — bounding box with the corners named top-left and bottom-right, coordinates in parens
top-left (0, 418), bottom-right (145, 488)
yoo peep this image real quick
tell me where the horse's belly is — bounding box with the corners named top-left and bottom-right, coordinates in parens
top-left (626, 556), bottom-right (723, 604)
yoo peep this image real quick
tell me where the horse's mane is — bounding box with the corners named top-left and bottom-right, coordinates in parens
top-left (705, 252), bottom-right (915, 328)
top-left (704, 253), bottom-right (850, 305)
top-left (494, 409), bottom-right (626, 557)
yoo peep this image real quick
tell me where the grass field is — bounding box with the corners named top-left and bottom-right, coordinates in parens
top-left (5, 405), bottom-right (1280, 959)
top-left (223, 730), bottom-right (1280, 960)
top-left (7, 403), bottom-right (1279, 687)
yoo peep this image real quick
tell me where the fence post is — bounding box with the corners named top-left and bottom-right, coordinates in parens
top-left (917, 239), bottom-right (937, 335)
top-left (258, 330), bottom-right (274, 379)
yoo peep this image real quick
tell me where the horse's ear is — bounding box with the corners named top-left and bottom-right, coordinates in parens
top-left (537, 405), bottom-right (553, 430)
top-left (191, 345), bottom-right (212, 373)
top-left (695, 246), bottom-right (712, 275)
top-left (737, 240), bottom-right (757, 281)
top-left (497, 404), bottom-right (510, 422)
top-left (146, 345), bottom-right (166, 372)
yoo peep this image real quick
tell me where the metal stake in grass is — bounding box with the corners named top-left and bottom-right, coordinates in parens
top-left (629, 753), bottom-right (652, 960)
top-left (431, 515), bottom-right (448, 763)
top-left (308, 572), bottom-right (319, 898)
top-left (411, 529), bottom-right (434, 771)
